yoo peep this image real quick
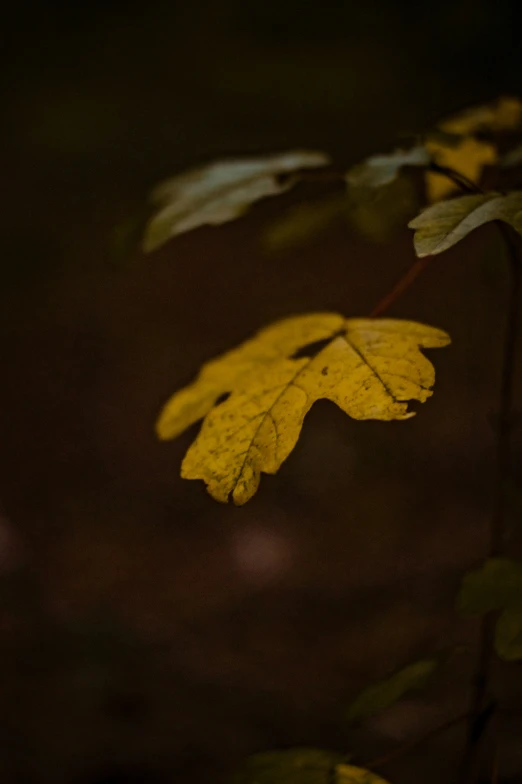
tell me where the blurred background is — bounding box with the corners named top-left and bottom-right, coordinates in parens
top-left (1, 1), bottom-right (522, 782)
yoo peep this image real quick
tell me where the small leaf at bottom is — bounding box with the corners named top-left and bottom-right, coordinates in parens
top-left (345, 657), bottom-right (439, 723)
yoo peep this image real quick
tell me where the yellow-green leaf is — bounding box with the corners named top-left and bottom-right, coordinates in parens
top-left (263, 196), bottom-right (348, 252)
top-left (425, 96), bottom-right (522, 202)
top-left (156, 313), bottom-right (450, 504)
top-left (143, 151), bottom-right (330, 251)
top-left (346, 175), bottom-right (419, 244)
top-left (495, 605), bottom-right (522, 661)
top-left (336, 765), bottom-right (391, 784)
top-left (230, 753), bottom-right (389, 784)
top-left (345, 657), bottom-right (439, 723)
top-left (457, 558), bottom-right (522, 616)
top-left (230, 748), bottom-right (347, 784)
top-left (409, 191), bottom-right (522, 257)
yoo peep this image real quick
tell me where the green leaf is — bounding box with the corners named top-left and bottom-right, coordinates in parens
top-left (230, 748), bottom-right (346, 784)
top-left (346, 175), bottom-right (419, 244)
top-left (345, 146), bottom-right (430, 192)
top-left (345, 657), bottom-right (439, 723)
top-left (457, 558), bottom-right (522, 616)
top-left (143, 151), bottom-right (331, 251)
top-left (495, 605), bottom-right (522, 661)
top-left (263, 196), bottom-right (347, 252)
top-left (408, 191), bottom-right (522, 257)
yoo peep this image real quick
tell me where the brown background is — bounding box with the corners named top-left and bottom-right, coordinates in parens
top-left (0, 2), bottom-right (522, 782)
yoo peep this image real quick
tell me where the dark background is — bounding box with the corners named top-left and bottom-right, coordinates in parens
top-left (1, 2), bottom-right (522, 782)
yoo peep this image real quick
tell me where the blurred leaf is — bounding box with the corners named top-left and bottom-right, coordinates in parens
top-left (347, 175), bottom-right (419, 243)
top-left (436, 96), bottom-right (522, 136)
top-left (425, 96), bottom-right (522, 202)
top-left (156, 313), bottom-right (450, 504)
top-left (457, 558), bottom-right (522, 616)
top-left (143, 151), bottom-right (330, 251)
top-left (495, 605), bottom-right (522, 661)
top-left (263, 196), bottom-right (348, 251)
top-left (230, 752), bottom-right (391, 784)
top-left (424, 129), bottom-right (465, 148)
top-left (230, 748), bottom-right (347, 784)
top-left (409, 191), bottom-right (522, 257)
top-left (336, 765), bottom-right (391, 784)
top-left (345, 146), bottom-right (429, 191)
top-left (345, 657), bottom-right (439, 723)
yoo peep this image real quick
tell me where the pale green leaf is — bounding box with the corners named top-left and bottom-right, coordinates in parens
top-left (345, 657), bottom-right (439, 723)
top-left (457, 558), bottom-right (522, 616)
top-left (409, 192), bottom-right (522, 257)
top-left (495, 605), bottom-right (522, 661)
top-left (230, 748), bottom-right (346, 784)
top-left (143, 151), bottom-right (331, 251)
top-left (156, 313), bottom-right (450, 504)
top-left (345, 146), bottom-right (430, 192)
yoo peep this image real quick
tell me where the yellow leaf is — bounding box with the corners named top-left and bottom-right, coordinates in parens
top-left (156, 314), bottom-right (450, 504)
top-left (425, 96), bottom-right (522, 202)
top-left (426, 138), bottom-right (496, 203)
top-left (336, 764), bottom-right (391, 784)
top-left (436, 96), bottom-right (522, 135)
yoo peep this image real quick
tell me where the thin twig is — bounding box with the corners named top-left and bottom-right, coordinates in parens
top-left (368, 162), bottom-right (480, 318)
top-left (428, 162), bottom-right (522, 784)
top-left (369, 258), bottom-right (430, 317)
top-left (361, 710), bottom-right (471, 770)
top-left (428, 163), bottom-right (484, 195)
top-left (368, 161), bottom-right (520, 782)
top-left (459, 227), bottom-right (521, 784)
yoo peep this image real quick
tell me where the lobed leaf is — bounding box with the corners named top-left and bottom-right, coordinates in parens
top-left (345, 657), bottom-right (439, 723)
top-left (409, 191), bottom-right (522, 257)
top-left (157, 313), bottom-right (450, 504)
top-left (143, 150), bottom-right (330, 251)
